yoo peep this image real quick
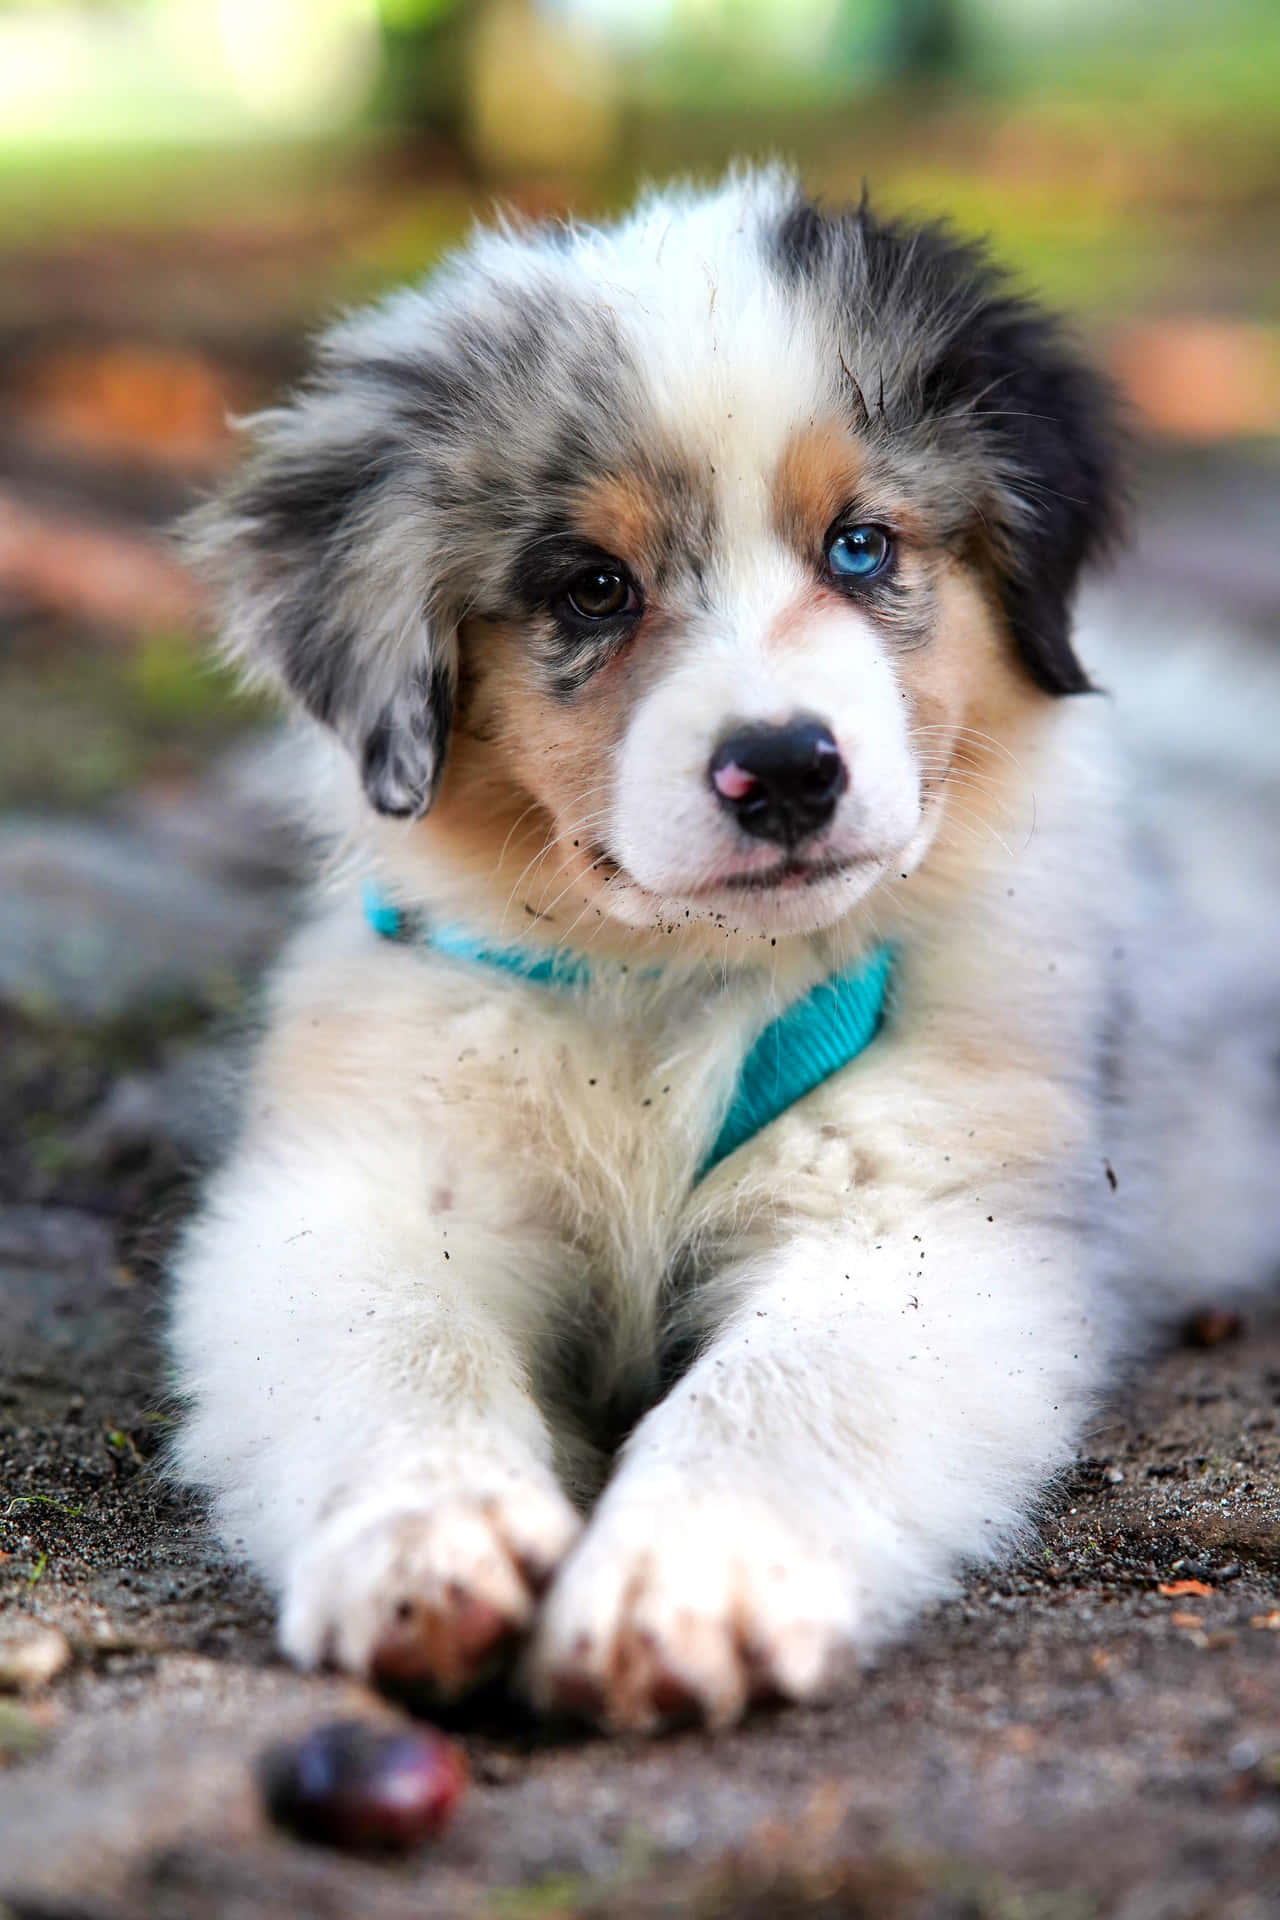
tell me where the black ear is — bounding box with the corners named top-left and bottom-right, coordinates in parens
top-left (184, 386), bottom-right (455, 818)
top-left (917, 269), bottom-right (1122, 695)
top-left (774, 197), bottom-right (1123, 696)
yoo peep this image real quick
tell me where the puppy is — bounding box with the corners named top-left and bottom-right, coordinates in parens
top-left (168, 168), bottom-right (1260, 1731)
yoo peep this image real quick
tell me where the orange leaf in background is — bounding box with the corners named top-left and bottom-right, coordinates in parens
top-left (1107, 321), bottom-right (1280, 443)
top-left (1170, 1612), bottom-right (1205, 1629)
top-left (1158, 1580), bottom-right (1214, 1598)
top-left (14, 346), bottom-right (244, 474)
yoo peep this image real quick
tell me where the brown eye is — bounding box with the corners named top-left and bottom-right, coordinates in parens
top-left (564, 568), bottom-right (638, 621)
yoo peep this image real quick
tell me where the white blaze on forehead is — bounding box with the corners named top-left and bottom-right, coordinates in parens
top-left (566, 172), bottom-right (835, 537)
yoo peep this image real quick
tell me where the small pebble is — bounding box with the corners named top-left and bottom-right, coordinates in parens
top-left (260, 1718), bottom-right (467, 1853)
top-left (0, 1622), bottom-right (72, 1693)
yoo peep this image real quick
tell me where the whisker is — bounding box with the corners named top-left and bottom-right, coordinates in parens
top-left (907, 723), bottom-right (1026, 774)
top-left (497, 798), bottom-right (550, 867)
top-left (932, 798), bottom-right (1016, 861)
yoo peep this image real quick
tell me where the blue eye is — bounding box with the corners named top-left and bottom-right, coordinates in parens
top-left (826, 524), bottom-right (893, 582)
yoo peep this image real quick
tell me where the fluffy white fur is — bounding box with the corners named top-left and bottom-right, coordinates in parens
top-left (169, 170), bottom-right (1278, 1731)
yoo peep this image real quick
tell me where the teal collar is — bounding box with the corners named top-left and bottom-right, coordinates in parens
top-left (365, 888), bottom-right (891, 1178)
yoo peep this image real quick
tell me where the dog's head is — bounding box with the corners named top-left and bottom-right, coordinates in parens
top-left (190, 170), bottom-right (1119, 951)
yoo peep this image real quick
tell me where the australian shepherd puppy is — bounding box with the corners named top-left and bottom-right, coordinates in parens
top-left (169, 168), bottom-right (1258, 1732)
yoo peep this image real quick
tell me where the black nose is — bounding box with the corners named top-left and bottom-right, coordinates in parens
top-left (709, 719), bottom-right (848, 848)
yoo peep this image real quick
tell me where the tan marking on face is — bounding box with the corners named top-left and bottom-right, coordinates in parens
top-left (773, 421), bottom-right (866, 556)
top-left (417, 614), bottom-right (644, 946)
top-left (773, 421), bottom-right (937, 553)
top-left (885, 559), bottom-right (1053, 926)
top-left (920, 563), bottom-right (1045, 738)
top-left (898, 564), bottom-right (1020, 771)
top-left (571, 471), bottom-right (668, 580)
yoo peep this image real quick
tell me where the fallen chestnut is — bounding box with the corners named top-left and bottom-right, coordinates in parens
top-left (1183, 1307), bottom-right (1244, 1349)
top-left (259, 1718), bottom-right (467, 1853)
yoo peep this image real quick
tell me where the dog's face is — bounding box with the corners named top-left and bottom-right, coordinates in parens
top-left (192, 172), bottom-right (1116, 952)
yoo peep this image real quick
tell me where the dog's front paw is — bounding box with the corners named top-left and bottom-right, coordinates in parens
top-left (527, 1489), bottom-right (857, 1731)
top-left (280, 1480), bottom-right (582, 1699)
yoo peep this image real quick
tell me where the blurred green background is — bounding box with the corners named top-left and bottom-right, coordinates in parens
top-left (0, 0), bottom-right (1277, 811)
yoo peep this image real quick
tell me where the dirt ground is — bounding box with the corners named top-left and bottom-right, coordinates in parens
top-left (3, 1195), bottom-right (1280, 1920)
top-left (1, 228), bottom-right (1278, 1913)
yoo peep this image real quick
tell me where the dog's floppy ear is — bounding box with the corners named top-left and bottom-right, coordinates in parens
top-left (185, 379), bottom-right (455, 818)
top-left (777, 198), bottom-right (1122, 696)
top-left (916, 261), bottom-right (1122, 696)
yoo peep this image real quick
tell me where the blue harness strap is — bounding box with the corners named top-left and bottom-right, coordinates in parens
top-left (365, 886), bottom-right (891, 1179)
top-left (698, 943), bottom-right (892, 1176)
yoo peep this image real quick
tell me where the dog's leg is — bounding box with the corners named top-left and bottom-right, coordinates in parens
top-left (169, 969), bottom-right (582, 1695)
top-left (172, 1176), bottom-right (579, 1693)
top-left (530, 1055), bottom-right (1114, 1730)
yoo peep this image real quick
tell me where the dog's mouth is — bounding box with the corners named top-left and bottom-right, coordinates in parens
top-left (584, 844), bottom-right (867, 899)
top-left (718, 852), bottom-right (863, 893)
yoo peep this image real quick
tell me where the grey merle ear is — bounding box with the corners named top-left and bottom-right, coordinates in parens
top-left (184, 385), bottom-right (455, 818)
top-left (775, 199), bottom-right (1123, 696)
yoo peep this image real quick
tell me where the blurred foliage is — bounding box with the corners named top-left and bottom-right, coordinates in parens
top-left (0, 630), bottom-right (267, 811)
top-left (0, 0), bottom-right (1274, 506)
top-left (2, 0), bottom-right (1278, 150)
